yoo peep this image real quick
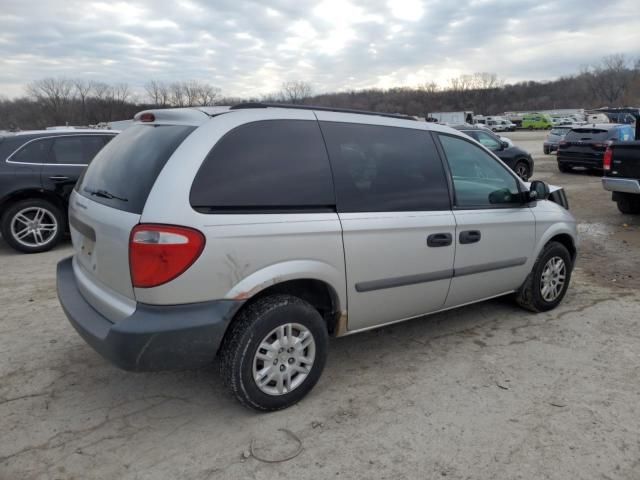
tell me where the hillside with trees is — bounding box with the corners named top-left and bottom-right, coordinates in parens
top-left (1, 55), bottom-right (638, 131)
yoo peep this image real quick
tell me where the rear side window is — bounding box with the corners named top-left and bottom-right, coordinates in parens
top-left (77, 125), bottom-right (194, 214)
top-left (9, 138), bottom-right (52, 163)
top-left (320, 122), bottom-right (450, 212)
top-left (50, 136), bottom-right (107, 165)
top-left (190, 120), bottom-right (334, 211)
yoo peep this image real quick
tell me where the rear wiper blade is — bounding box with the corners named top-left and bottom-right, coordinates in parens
top-left (84, 188), bottom-right (128, 202)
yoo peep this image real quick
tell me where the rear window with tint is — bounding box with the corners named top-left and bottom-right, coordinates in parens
top-left (190, 120), bottom-right (334, 212)
top-left (565, 129), bottom-right (611, 142)
top-left (77, 124), bottom-right (194, 214)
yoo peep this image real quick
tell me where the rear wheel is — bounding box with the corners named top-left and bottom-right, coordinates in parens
top-left (543, 146), bottom-right (550, 155)
top-left (514, 160), bottom-right (530, 181)
top-left (219, 294), bottom-right (328, 411)
top-left (1, 199), bottom-right (63, 253)
top-left (616, 195), bottom-right (640, 214)
top-left (515, 241), bottom-right (572, 312)
top-left (557, 162), bottom-right (571, 173)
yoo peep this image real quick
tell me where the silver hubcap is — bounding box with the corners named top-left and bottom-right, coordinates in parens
top-left (540, 256), bottom-right (566, 302)
top-left (10, 207), bottom-right (58, 248)
top-left (252, 323), bottom-right (316, 396)
top-left (516, 164), bottom-right (528, 179)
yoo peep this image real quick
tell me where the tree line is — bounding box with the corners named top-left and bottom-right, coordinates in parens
top-left (1, 55), bottom-right (638, 131)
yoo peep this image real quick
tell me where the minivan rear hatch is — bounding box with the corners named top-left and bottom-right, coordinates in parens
top-left (70, 124), bottom-right (195, 320)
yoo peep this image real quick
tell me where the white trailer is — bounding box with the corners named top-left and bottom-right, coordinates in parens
top-left (427, 111), bottom-right (474, 125)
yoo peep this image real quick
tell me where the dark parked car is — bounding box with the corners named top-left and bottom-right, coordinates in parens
top-left (451, 125), bottom-right (534, 180)
top-left (602, 141), bottom-right (640, 214)
top-left (0, 129), bottom-right (118, 253)
top-left (557, 124), bottom-right (635, 173)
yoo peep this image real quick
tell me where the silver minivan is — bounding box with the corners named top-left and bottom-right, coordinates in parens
top-left (57, 104), bottom-right (577, 411)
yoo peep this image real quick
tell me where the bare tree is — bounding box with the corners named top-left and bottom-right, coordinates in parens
top-left (73, 79), bottom-right (94, 124)
top-left (169, 82), bottom-right (186, 107)
top-left (195, 82), bottom-right (220, 106)
top-left (279, 80), bottom-right (313, 104)
top-left (144, 80), bottom-right (170, 107)
top-left (584, 54), bottom-right (636, 105)
top-left (26, 77), bottom-right (75, 124)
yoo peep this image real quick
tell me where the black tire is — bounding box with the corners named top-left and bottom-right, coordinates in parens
top-left (219, 294), bottom-right (328, 411)
top-left (543, 146), bottom-right (550, 155)
top-left (0, 199), bottom-right (64, 253)
top-left (515, 241), bottom-right (573, 312)
top-left (513, 160), bottom-right (531, 181)
top-left (557, 162), bottom-right (571, 173)
top-left (616, 196), bottom-right (640, 214)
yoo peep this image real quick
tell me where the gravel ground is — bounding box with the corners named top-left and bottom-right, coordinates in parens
top-left (1, 131), bottom-right (639, 480)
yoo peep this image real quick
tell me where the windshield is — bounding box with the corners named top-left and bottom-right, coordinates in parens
top-left (76, 124), bottom-right (195, 214)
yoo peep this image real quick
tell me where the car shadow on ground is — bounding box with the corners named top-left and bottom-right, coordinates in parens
top-left (45, 294), bottom-right (545, 419)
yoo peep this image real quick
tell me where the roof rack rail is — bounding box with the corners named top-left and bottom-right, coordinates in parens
top-left (229, 102), bottom-right (416, 121)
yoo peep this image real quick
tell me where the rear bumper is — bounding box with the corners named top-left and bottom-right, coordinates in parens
top-left (557, 154), bottom-right (602, 168)
top-left (602, 177), bottom-right (640, 194)
top-left (57, 256), bottom-right (243, 371)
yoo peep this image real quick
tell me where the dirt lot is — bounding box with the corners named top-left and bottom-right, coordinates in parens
top-left (1, 131), bottom-right (639, 480)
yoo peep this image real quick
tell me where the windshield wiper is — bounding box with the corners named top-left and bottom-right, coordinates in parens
top-left (84, 188), bottom-right (128, 202)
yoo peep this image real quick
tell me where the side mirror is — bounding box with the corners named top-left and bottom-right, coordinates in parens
top-left (529, 180), bottom-right (549, 202)
top-left (500, 141), bottom-right (509, 150)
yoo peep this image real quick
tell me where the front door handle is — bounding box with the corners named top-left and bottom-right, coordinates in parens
top-left (459, 230), bottom-right (481, 244)
top-left (49, 176), bottom-right (69, 181)
top-left (427, 233), bottom-right (453, 247)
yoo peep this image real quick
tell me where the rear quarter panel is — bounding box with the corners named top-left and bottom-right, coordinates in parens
top-left (136, 109), bottom-right (348, 312)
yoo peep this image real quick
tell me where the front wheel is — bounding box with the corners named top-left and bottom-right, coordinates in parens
top-left (1, 199), bottom-right (64, 253)
top-left (219, 294), bottom-right (328, 411)
top-left (515, 241), bottom-right (573, 312)
top-left (513, 160), bottom-right (530, 181)
top-left (558, 162), bottom-right (571, 173)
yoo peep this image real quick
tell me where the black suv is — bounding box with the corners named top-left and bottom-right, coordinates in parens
top-left (557, 124), bottom-right (635, 173)
top-left (0, 129), bottom-right (117, 253)
top-left (451, 125), bottom-right (534, 180)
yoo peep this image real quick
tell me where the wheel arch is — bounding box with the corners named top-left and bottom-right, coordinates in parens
top-left (224, 260), bottom-right (346, 337)
top-left (0, 189), bottom-right (66, 218)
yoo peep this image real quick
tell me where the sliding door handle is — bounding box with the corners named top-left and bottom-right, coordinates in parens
top-left (427, 233), bottom-right (452, 247)
top-left (459, 230), bottom-right (481, 244)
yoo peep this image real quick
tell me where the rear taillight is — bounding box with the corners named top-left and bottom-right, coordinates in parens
top-left (129, 224), bottom-right (205, 288)
top-left (603, 147), bottom-right (613, 171)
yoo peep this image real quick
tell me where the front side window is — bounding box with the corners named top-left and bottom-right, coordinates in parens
top-left (320, 122), bottom-right (449, 212)
top-left (190, 120), bottom-right (334, 211)
top-left (9, 138), bottom-right (51, 163)
top-left (438, 134), bottom-right (522, 208)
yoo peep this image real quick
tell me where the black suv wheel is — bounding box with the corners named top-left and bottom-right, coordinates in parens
top-left (219, 294), bottom-right (328, 411)
top-left (514, 160), bottom-right (530, 181)
top-left (1, 199), bottom-right (64, 253)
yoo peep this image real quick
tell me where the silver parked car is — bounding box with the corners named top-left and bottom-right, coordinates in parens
top-left (543, 126), bottom-right (573, 154)
top-left (57, 104), bottom-right (577, 411)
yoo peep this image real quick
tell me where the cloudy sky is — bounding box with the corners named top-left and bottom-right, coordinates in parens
top-left (1, 0), bottom-right (639, 99)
